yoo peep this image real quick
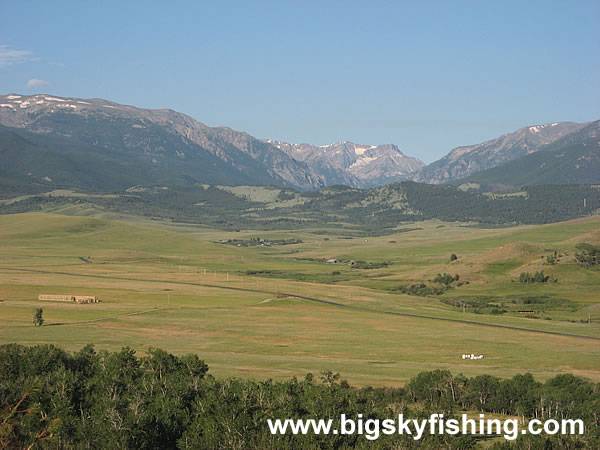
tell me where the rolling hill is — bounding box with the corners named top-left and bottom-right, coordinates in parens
top-left (2, 180), bottom-right (599, 232)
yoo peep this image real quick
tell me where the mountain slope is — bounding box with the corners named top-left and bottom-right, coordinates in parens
top-left (269, 140), bottom-right (425, 187)
top-left (0, 121), bottom-right (275, 194)
top-left (0, 94), bottom-right (324, 190)
top-left (415, 122), bottom-right (587, 184)
top-left (0, 125), bottom-right (141, 192)
top-left (462, 121), bottom-right (600, 186)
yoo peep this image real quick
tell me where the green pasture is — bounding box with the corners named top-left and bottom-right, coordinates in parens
top-left (0, 212), bottom-right (599, 385)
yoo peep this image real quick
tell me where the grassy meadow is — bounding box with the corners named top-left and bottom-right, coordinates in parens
top-left (0, 212), bottom-right (599, 386)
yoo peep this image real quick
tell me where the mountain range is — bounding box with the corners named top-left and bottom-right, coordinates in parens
top-left (266, 140), bottom-right (424, 188)
top-left (0, 93), bottom-right (598, 193)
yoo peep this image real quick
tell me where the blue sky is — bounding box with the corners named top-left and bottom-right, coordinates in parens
top-left (1, 1), bottom-right (598, 163)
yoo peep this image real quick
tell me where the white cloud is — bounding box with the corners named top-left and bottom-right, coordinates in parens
top-left (0, 44), bottom-right (32, 68)
top-left (26, 79), bottom-right (48, 88)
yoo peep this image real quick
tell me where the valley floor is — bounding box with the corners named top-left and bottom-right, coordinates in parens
top-left (0, 212), bottom-right (599, 385)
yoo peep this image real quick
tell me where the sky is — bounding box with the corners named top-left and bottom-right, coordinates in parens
top-left (1, 1), bottom-right (598, 163)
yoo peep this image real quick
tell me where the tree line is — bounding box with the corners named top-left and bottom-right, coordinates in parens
top-left (1, 344), bottom-right (599, 448)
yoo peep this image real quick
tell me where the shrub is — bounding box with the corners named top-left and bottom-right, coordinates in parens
top-left (32, 308), bottom-right (44, 327)
top-left (575, 243), bottom-right (600, 268)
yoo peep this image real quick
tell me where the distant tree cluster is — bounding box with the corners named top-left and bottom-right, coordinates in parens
top-left (350, 260), bottom-right (390, 269)
top-left (1, 345), bottom-right (598, 448)
top-left (441, 294), bottom-right (577, 317)
top-left (432, 273), bottom-right (460, 286)
top-left (393, 283), bottom-right (449, 296)
top-left (219, 237), bottom-right (303, 247)
top-left (519, 271), bottom-right (551, 283)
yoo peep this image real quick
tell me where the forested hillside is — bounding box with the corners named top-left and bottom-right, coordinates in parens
top-left (2, 182), bottom-right (598, 232)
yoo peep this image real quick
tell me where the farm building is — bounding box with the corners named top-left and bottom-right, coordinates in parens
top-left (39, 294), bottom-right (100, 304)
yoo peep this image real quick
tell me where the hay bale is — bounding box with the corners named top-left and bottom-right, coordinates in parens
top-left (38, 294), bottom-right (74, 302)
top-left (39, 294), bottom-right (100, 303)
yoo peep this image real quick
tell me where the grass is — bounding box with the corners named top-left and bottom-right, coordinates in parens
top-left (0, 212), bottom-right (599, 386)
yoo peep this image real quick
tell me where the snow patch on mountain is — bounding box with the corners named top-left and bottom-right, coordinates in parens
top-left (349, 156), bottom-right (377, 168)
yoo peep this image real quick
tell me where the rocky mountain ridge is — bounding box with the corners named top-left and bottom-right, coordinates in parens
top-left (0, 93), bottom-right (324, 190)
top-left (414, 121), bottom-right (588, 184)
top-left (266, 140), bottom-right (425, 188)
top-left (461, 120), bottom-right (600, 187)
